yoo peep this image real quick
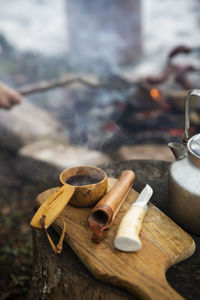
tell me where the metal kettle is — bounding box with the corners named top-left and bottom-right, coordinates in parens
top-left (168, 89), bottom-right (200, 235)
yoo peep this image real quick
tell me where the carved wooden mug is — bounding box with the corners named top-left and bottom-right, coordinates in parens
top-left (30, 166), bottom-right (108, 253)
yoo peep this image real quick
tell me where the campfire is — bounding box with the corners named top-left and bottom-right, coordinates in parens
top-left (17, 44), bottom-right (200, 153)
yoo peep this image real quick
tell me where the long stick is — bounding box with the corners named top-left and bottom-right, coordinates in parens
top-left (17, 75), bottom-right (139, 96)
top-left (18, 77), bottom-right (100, 96)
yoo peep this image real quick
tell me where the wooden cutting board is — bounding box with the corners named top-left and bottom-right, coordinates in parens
top-left (36, 178), bottom-right (195, 300)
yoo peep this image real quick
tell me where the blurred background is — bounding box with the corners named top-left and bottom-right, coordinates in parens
top-left (0, 0), bottom-right (200, 299)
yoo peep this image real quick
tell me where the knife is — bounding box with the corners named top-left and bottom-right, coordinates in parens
top-left (114, 184), bottom-right (153, 252)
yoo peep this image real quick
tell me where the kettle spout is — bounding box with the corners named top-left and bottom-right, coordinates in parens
top-left (168, 142), bottom-right (187, 160)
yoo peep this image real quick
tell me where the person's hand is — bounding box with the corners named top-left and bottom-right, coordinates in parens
top-left (0, 82), bottom-right (22, 109)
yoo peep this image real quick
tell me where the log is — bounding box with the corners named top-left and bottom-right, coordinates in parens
top-left (29, 228), bottom-right (134, 300)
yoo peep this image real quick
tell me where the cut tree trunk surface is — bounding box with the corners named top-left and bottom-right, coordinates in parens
top-left (29, 160), bottom-right (200, 300)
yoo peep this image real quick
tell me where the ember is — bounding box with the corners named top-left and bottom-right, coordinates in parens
top-left (150, 88), bottom-right (160, 102)
top-left (169, 128), bottom-right (184, 137)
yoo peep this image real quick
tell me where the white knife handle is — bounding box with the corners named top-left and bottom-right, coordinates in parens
top-left (114, 205), bottom-right (147, 252)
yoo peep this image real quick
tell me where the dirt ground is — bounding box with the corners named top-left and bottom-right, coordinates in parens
top-left (0, 147), bottom-right (60, 300)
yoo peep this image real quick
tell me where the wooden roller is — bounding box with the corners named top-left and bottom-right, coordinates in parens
top-left (88, 170), bottom-right (135, 243)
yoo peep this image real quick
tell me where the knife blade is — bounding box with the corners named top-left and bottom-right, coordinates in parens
top-left (132, 184), bottom-right (153, 209)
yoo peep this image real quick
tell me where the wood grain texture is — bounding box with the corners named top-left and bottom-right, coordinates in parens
top-left (36, 178), bottom-right (195, 300)
top-left (31, 185), bottom-right (75, 229)
top-left (114, 206), bottom-right (147, 252)
top-left (88, 170), bottom-right (135, 242)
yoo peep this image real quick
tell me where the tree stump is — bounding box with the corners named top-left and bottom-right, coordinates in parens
top-left (29, 160), bottom-right (200, 300)
top-left (30, 228), bottom-right (134, 300)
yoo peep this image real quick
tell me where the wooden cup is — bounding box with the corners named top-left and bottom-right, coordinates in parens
top-left (30, 166), bottom-right (108, 229)
top-left (30, 166), bottom-right (108, 254)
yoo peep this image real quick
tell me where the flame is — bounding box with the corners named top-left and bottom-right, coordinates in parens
top-left (150, 88), bottom-right (160, 102)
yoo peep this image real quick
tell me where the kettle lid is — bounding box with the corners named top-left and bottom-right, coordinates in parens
top-left (188, 134), bottom-right (200, 158)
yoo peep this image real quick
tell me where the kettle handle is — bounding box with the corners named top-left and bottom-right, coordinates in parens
top-left (183, 89), bottom-right (200, 144)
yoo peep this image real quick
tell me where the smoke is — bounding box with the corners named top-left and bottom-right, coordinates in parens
top-left (65, 0), bottom-right (142, 73)
top-left (53, 82), bottom-right (138, 151)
